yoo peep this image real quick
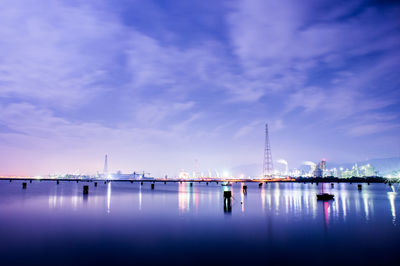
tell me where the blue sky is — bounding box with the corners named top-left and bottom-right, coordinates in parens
top-left (0, 0), bottom-right (399, 176)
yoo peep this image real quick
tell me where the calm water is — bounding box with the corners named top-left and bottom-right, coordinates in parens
top-left (0, 180), bottom-right (399, 265)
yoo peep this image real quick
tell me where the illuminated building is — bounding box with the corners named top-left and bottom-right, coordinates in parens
top-left (360, 164), bottom-right (375, 177)
top-left (341, 169), bottom-right (352, 178)
top-left (313, 159), bottom-right (327, 177)
top-left (351, 163), bottom-right (360, 177)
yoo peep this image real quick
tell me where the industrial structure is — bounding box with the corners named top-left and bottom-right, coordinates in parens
top-left (103, 154), bottom-right (108, 178)
top-left (263, 123), bottom-right (274, 178)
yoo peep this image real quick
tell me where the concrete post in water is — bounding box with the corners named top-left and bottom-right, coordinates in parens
top-left (76, 180), bottom-right (79, 183)
top-left (130, 180), bottom-right (133, 183)
top-left (9, 179), bottom-right (12, 182)
top-left (164, 181), bottom-right (166, 184)
top-left (243, 185), bottom-right (247, 194)
top-left (30, 180), bottom-right (32, 183)
top-left (206, 182), bottom-right (208, 185)
top-left (83, 185), bottom-right (89, 194)
top-left (151, 183), bottom-right (155, 189)
top-left (389, 182), bottom-right (392, 186)
top-left (190, 183), bottom-right (193, 187)
top-left (224, 191), bottom-right (232, 198)
top-left (216, 181), bottom-right (218, 184)
top-left (94, 182), bottom-right (97, 187)
top-left (358, 184), bottom-right (362, 190)
top-left (223, 191), bottom-right (232, 213)
top-left (259, 183), bottom-right (262, 188)
top-left (57, 180), bottom-right (59, 185)
top-left (104, 181), bottom-right (107, 184)
top-left (22, 182), bottom-right (27, 189)
top-left (141, 182), bottom-right (143, 185)
top-left (331, 183), bottom-right (334, 188)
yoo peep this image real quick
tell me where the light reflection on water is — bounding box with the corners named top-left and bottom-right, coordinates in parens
top-left (107, 182), bottom-right (111, 214)
top-left (39, 181), bottom-right (400, 226)
top-left (388, 191), bottom-right (396, 224)
top-left (0, 180), bottom-right (399, 265)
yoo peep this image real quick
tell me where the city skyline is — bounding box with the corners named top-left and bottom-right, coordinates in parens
top-left (0, 0), bottom-right (400, 176)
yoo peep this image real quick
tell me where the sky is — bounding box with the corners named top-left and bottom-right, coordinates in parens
top-left (0, 0), bottom-right (399, 177)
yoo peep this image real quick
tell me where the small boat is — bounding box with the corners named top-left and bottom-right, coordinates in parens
top-left (317, 193), bottom-right (334, 200)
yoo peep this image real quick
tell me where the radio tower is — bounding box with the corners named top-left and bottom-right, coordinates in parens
top-left (263, 123), bottom-right (274, 178)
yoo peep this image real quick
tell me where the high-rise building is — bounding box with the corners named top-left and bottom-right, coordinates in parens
top-left (351, 163), bottom-right (360, 177)
top-left (361, 164), bottom-right (375, 176)
top-left (314, 159), bottom-right (327, 177)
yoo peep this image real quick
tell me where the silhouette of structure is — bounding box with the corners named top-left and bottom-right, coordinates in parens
top-left (104, 154), bottom-right (108, 178)
top-left (263, 123), bottom-right (274, 177)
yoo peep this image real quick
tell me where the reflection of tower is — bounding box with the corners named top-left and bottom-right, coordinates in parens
top-left (263, 123), bottom-right (274, 177)
top-left (104, 154), bottom-right (108, 178)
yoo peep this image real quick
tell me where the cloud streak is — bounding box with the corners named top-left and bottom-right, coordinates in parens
top-left (0, 0), bottom-right (399, 175)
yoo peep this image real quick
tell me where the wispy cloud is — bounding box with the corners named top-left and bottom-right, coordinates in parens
top-left (0, 0), bottom-right (399, 174)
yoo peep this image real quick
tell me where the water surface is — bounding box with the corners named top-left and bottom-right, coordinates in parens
top-left (0, 180), bottom-right (398, 265)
